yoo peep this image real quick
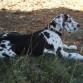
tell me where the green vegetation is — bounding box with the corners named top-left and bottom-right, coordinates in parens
top-left (0, 54), bottom-right (83, 83)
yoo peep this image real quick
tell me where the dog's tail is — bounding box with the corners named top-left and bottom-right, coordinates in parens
top-left (61, 50), bottom-right (83, 60)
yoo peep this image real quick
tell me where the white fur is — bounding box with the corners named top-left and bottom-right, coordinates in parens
top-left (0, 40), bottom-right (16, 58)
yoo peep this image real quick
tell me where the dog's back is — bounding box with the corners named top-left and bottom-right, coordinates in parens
top-left (0, 30), bottom-right (46, 57)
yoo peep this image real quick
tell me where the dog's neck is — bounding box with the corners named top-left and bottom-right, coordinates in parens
top-left (45, 24), bottom-right (62, 36)
top-left (50, 25), bottom-right (62, 31)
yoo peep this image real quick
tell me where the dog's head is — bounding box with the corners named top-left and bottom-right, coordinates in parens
top-left (49, 14), bottom-right (80, 33)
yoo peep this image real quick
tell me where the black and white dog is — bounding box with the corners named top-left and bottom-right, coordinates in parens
top-left (0, 14), bottom-right (83, 60)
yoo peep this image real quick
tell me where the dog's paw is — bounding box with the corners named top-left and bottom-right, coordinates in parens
top-left (69, 45), bottom-right (77, 50)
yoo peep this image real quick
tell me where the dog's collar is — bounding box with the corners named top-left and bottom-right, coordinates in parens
top-left (50, 28), bottom-right (62, 36)
top-left (44, 27), bottom-right (62, 36)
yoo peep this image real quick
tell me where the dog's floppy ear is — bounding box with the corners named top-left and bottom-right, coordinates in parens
top-left (64, 14), bottom-right (68, 22)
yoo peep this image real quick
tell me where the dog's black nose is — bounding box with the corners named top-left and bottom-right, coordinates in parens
top-left (77, 24), bottom-right (80, 27)
top-left (74, 28), bottom-right (76, 30)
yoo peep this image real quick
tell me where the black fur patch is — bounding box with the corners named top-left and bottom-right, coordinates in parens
top-left (62, 22), bottom-right (65, 27)
top-left (62, 14), bottom-right (68, 27)
top-left (44, 27), bottom-right (48, 29)
top-left (56, 47), bottom-right (62, 58)
top-left (55, 31), bottom-right (62, 36)
top-left (1, 40), bottom-right (6, 43)
top-left (50, 28), bottom-right (62, 36)
top-left (45, 43), bottom-right (54, 50)
top-left (0, 49), bottom-right (3, 51)
top-left (0, 44), bottom-right (6, 48)
top-left (50, 21), bottom-right (56, 27)
top-left (68, 54), bottom-right (72, 57)
top-left (64, 14), bottom-right (68, 22)
top-left (50, 28), bottom-right (55, 32)
top-left (44, 32), bottom-right (50, 38)
top-left (2, 53), bottom-right (9, 57)
top-left (56, 15), bottom-right (60, 18)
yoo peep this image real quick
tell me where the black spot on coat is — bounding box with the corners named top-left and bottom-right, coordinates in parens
top-left (0, 44), bottom-right (6, 48)
top-left (50, 21), bottom-right (56, 27)
top-left (55, 31), bottom-right (62, 36)
top-left (1, 40), bottom-right (6, 43)
top-left (44, 32), bottom-right (50, 38)
top-left (56, 15), bottom-right (60, 18)
top-left (68, 54), bottom-right (72, 57)
top-left (64, 14), bottom-right (68, 22)
top-left (2, 53), bottom-right (9, 57)
top-left (45, 43), bottom-right (54, 50)
top-left (56, 47), bottom-right (62, 58)
top-left (50, 28), bottom-right (55, 32)
top-left (50, 28), bottom-right (62, 36)
top-left (0, 48), bottom-right (3, 51)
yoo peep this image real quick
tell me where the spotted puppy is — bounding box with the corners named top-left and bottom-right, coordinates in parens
top-left (0, 14), bottom-right (83, 60)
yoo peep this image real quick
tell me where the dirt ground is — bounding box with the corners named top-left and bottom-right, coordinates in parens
top-left (0, 0), bottom-right (83, 54)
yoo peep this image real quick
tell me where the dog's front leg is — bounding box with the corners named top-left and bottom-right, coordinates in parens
top-left (60, 49), bottom-right (83, 60)
top-left (63, 44), bottom-right (77, 50)
top-left (43, 48), bottom-right (55, 55)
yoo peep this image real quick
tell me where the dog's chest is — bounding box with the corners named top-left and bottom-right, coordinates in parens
top-left (42, 30), bottom-right (63, 49)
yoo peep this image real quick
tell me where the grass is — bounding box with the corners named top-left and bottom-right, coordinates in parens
top-left (0, 54), bottom-right (83, 83)
top-left (0, 0), bottom-right (83, 83)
